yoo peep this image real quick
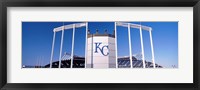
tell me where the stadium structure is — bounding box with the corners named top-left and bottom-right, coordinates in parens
top-left (24, 22), bottom-right (163, 68)
top-left (44, 52), bottom-right (162, 68)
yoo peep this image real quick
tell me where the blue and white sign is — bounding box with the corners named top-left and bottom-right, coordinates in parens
top-left (87, 35), bottom-right (116, 68)
top-left (94, 42), bottom-right (109, 56)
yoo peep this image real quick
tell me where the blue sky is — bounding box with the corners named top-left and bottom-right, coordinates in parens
top-left (22, 22), bottom-right (178, 68)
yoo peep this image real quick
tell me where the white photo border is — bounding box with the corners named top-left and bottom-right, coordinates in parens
top-left (7, 7), bottom-right (193, 83)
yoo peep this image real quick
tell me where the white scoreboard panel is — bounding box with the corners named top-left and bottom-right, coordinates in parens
top-left (87, 35), bottom-right (116, 68)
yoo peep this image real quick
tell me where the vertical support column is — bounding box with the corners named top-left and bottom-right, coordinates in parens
top-left (50, 31), bottom-right (56, 68)
top-left (71, 24), bottom-right (75, 68)
top-left (149, 29), bottom-right (156, 68)
top-left (58, 26), bottom-right (65, 68)
top-left (91, 34), bottom-right (93, 68)
top-left (140, 25), bottom-right (146, 68)
top-left (115, 22), bottom-right (118, 68)
top-left (85, 22), bottom-right (88, 68)
top-left (128, 23), bottom-right (133, 68)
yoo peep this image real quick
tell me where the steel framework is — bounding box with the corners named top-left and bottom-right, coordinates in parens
top-left (50, 22), bottom-right (155, 68)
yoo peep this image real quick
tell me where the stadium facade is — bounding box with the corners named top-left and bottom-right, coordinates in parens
top-left (41, 22), bottom-right (161, 68)
top-left (44, 53), bottom-right (162, 68)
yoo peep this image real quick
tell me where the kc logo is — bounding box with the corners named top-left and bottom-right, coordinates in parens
top-left (94, 42), bottom-right (109, 56)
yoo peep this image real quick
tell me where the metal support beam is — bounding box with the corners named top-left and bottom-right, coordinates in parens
top-left (115, 22), bottom-right (118, 68)
top-left (140, 24), bottom-right (146, 68)
top-left (85, 22), bottom-right (88, 68)
top-left (58, 27), bottom-right (64, 68)
top-left (116, 22), bottom-right (152, 31)
top-left (71, 24), bottom-right (75, 68)
top-left (50, 32), bottom-right (56, 68)
top-left (128, 23), bottom-right (133, 68)
top-left (149, 30), bottom-right (156, 68)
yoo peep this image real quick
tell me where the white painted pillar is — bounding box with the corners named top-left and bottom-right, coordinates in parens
top-left (85, 22), bottom-right (88, 68)
top-left (50, 31), bottom-right (56, 68)
top-left (128, 23), bottom-right (133, 68)
top-left (149, 30), bottom-right (156, 68)
top-left (59, 26), bottom-right (65, 68)
top-left (91, 34), bottom-right (93, 68)
top-left (115, 22), bottom-right (118, 68)
top-left (140, 25), bottom-right (146, 68)
top-left (71, 24), bottom-right (75, 68)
